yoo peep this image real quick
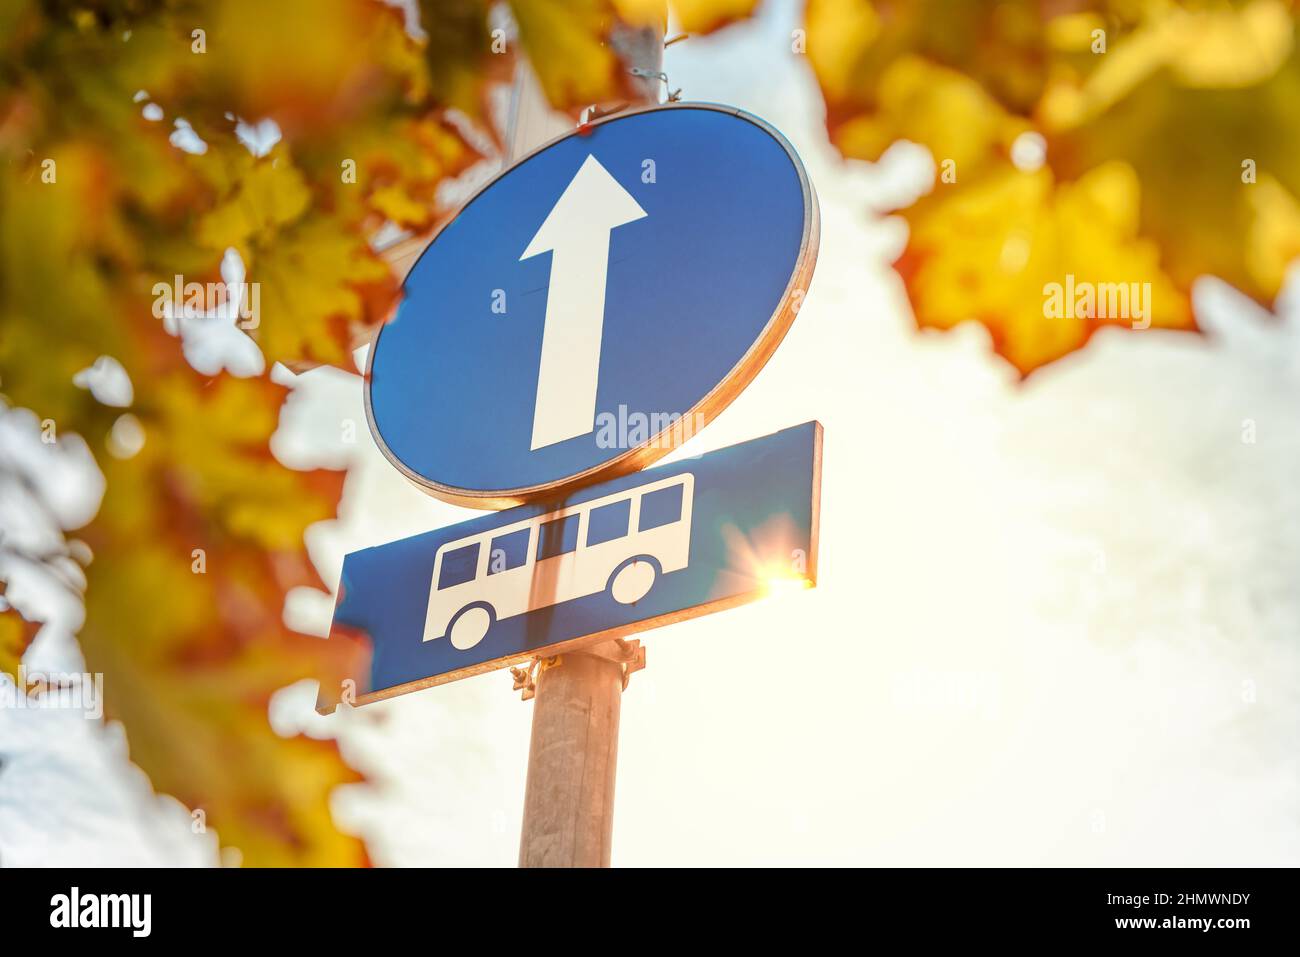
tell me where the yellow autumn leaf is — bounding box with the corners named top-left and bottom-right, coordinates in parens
top-left (830, 55), bottom-right (1027, 180)
top-left (901, 160), bottom-right (1191, 374)
top-left (343, 117), bottom-right (477, 231)
top-left (671, 0), bottom-right (757, 34)
top-left (1247, 175), bottom-right (1300, 293)
top-left (511, 0), bottom-right (631, 110)
top-left (417, 0), bottom-right (508, 124)
top-left (369, 184), bottom-right (437, 229)
top-left (0, 611), bottom-right (38, 680)
top-left (252, 216), bottom-right (395, 367)
top-left (1046, 10), bottom-right (1300, 302)
top-left (196, 158), bottom-right (313, 256)
top-left (806, 0), bottom-right (881, 111)
top-left (1044, 0), bottom-right (1295, 128)
top-left (807, 0), bottom-right (1058, 133)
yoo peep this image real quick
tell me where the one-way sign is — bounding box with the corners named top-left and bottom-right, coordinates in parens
top-left (366, 103), bottom-right (818, 507)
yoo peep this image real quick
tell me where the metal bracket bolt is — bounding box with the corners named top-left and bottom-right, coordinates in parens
top-left (510, 639), bottom-right (646, 699)
top-left (629, 67), bottom-right (682, 102)
top-left (510, 655), bottom-right (558, 701)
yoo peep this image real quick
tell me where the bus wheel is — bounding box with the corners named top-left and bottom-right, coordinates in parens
top-left (448, 604), bottom-right (493, 650)
top-left (609, 558), bottom-right (657, 605)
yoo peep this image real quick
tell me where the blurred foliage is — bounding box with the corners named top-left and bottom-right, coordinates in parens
top-left (805, 0), bottom-right (1300, 373)
top-left (0, 0), bottom-right (683, 866)
top-left (0, 611), bottom-right (39, 677)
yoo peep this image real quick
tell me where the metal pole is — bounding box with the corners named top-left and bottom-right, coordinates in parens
top-left (518, 650), bottom-right (625, 866)
top-left (514, 15), bottom-right (664, 869)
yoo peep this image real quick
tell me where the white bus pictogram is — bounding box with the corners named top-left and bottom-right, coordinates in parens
top-left (423, 472), bottom-right (695, 650)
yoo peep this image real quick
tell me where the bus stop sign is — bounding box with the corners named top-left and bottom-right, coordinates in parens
top-left (318, 422), bottom-right (821, 710)
top-left (366, 103), bottom-right (818, 507)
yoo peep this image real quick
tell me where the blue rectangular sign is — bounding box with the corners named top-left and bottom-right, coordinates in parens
top-left (317, 421), bottom-right (822, 711)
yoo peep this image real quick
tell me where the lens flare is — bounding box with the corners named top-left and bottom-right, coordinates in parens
top-left (717, 515), bottom-right (814, 601)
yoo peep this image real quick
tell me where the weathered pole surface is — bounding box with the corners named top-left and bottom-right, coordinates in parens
top-left (518, 650), bottom-right (626, 866)
top-left (515, 15), bottom-right (664, 869)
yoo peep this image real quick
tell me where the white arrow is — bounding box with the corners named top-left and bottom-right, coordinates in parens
top-left (521, 154), bottom-right (647, 450)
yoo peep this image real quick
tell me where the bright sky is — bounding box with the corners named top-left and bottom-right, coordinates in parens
top-left (2, 0), bottom-right (1296, 867)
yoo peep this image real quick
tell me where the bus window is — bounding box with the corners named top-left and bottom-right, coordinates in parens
top-left (536, 514), bottom-right (579, 560)
top-left (586, 498), bottom-right (631, 546)
top-left (639, 483), bottom-right (683, 531)
top-left (438, 542), bottom-right (479, 589)
top-left (488, 527), bottom-right (530, 574)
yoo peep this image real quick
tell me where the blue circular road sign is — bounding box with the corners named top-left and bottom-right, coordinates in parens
top-left (367, 103), bottom-right (818, 507)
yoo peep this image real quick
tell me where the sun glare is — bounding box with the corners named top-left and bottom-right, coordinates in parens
top-left (762, 568), bottom-right (812, 598)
